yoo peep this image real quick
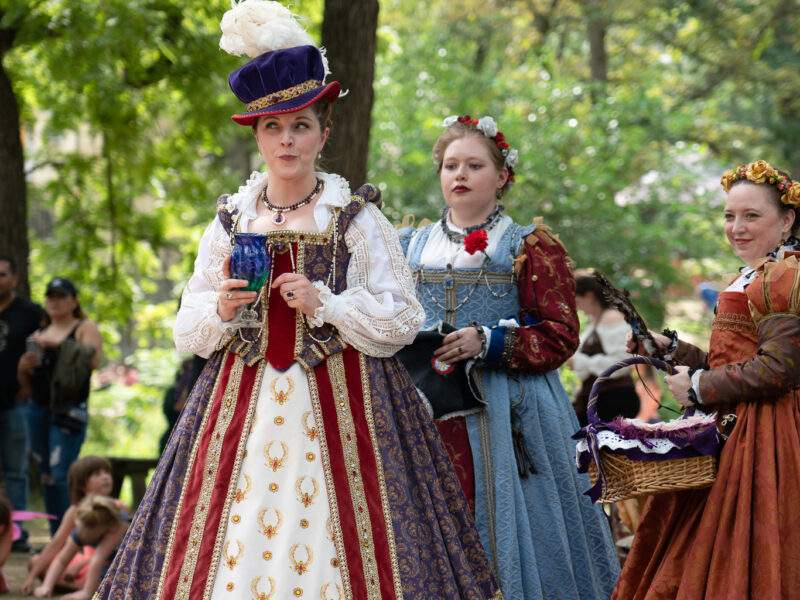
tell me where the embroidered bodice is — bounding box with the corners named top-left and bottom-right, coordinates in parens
top-left (707, 288), bottom-right (758, 369)
top-left (174, 171), bottom-right (424, 361)
top-left (404, 219), bottom-right (535, 329)
top-left (686, 255), bottom-right (800, 405)
top-left (400, 217), bottom-right (580, 373)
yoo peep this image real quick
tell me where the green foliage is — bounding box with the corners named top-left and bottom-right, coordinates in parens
top-left (6, 0), bottom-right (800, 357)
top-left (369, 0), bottom-right (797, 326)
top-left (81, 347), bottom-right (179, 458)
top-left (7, 0), bottom-right (249, 358)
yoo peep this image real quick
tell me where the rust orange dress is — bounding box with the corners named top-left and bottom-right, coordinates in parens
top-left (613, 255), bottom-right (800, 600)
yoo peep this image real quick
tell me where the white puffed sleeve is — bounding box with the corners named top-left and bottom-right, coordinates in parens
top-left (173, 217), bottom-right (239, 358)
top-left (308, 202), bottom-right (424, 357)
top-left (572, 320), bottom-right (632, 380)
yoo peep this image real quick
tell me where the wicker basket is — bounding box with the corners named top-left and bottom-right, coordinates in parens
top-left (578, 356), bottom-right (718, 504)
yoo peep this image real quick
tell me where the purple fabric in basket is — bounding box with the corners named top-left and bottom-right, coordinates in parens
top-left (609, 415), bottom-right (720, 456)
top-left (573, 417), bottom-right (720, 503)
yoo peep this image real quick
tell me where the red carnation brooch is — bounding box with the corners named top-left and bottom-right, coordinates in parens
top-left (464, 229), bottom-right (489, 255)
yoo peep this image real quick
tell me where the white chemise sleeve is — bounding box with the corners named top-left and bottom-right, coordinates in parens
top-left (572, 320), bottom-right (632, 380)
top-left (173, 216), bottom-right (239, 358)
top-left (309, 202), bottom-right (425, 357)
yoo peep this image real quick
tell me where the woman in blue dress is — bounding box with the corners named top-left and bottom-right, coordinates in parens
top-left (399, 115), bottom-right (620, 599)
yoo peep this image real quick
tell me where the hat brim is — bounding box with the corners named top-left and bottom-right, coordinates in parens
top-left (232, 81), bottom-right (341, 126)
top-left (46, 287), bottom-right (76, 296)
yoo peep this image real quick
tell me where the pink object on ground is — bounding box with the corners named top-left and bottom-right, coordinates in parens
top-left (10, 511), bottom-right (56, 541)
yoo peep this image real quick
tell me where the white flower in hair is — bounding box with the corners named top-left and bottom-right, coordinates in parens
top-left (219, 0), bottom-right (330, 74)
top-left (442, 116), bottom-right (459, 128)
top-left (476, 116), bottom-right (498, 138)
top-left (505, 148), bottom-right (519, 168)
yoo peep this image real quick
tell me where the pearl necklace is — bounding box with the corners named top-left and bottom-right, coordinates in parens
top-left (261, 178), bottom-right (323, 226)
top-left (439, 204), bottom-right (505, 243)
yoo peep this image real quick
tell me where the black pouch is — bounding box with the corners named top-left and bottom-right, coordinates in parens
top-left (51, 402), bottom-right (88, 434)
top-left (396, 323), bottom-right (483, 419)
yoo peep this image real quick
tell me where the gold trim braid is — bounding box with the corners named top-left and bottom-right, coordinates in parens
top-left (358, 353), bottom-right (403, 598)
top-left (307, 370), bottom-right (353, 599)
top-left (201, 362), bottom-right (265, 599)
top-left (155, 356), bottom-right (232, 599)
top-left (170, 357), bottom-right (246, 600)
top-left (245, 80), bottom-right (322, 112)
top-left (326, 353), bottom-right (384, 600)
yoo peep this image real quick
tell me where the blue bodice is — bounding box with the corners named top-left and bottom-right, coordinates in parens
top-left (401, 222), bottom-right (535, 329)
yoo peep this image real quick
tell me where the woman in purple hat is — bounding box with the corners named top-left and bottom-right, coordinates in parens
top-left (95, 2), bottom-right (501, 599)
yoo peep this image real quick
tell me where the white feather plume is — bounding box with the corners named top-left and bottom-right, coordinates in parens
top-left (220, 0), bottom-right (329, 75)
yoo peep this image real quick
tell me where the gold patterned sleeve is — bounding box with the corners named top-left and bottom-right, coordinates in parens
top-left (483, 227), bottom-right (580, 372)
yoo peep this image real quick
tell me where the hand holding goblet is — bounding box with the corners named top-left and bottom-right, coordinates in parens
top-left (228, 232), bottom-right (271, 328)
top-left (217, 256), bottom-right (257, 322)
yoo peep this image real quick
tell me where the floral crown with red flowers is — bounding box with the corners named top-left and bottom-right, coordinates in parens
top-left (442, 115), bottom-right (518, 185)
top-left (720, 160), bottom-right (800, 208)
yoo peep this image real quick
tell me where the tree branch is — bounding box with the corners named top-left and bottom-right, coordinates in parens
top-left (682, 0), bottom-right (796, 101)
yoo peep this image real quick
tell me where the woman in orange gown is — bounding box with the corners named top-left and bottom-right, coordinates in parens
top-left (613, 160), bottom-right (800, 599)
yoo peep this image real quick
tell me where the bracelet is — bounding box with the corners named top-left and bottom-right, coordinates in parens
top-left (661, 328), bottom-right (678, 350)
top-left (686, 363), bottom-right (709, 407)
top-left (686, 388), bottom-right (701, 407)
top-left (661, 328), bottom-right (678, 361)
top-left (470, 321), bottom-right (487, 357)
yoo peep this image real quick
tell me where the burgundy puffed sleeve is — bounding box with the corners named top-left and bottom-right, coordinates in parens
top-left (482, 226), bottom-right (580, 372)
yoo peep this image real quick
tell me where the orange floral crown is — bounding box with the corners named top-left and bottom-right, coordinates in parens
top-left (720, 160), bottom-right (800, 208)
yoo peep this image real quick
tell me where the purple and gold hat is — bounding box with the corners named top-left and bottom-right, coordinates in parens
top-left (228, 45), bottom-right (340, 126)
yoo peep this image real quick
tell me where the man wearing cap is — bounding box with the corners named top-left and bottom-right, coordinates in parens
top-left (0, 256), bottom-right (44, 552)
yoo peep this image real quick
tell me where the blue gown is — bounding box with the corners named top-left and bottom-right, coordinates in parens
top-left (400, 219), bottom-right (620, 599)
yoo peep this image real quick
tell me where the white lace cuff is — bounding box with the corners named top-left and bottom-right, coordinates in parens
top-left (175, 290), bottom-right (239, 356)
top-left (308, 281), bottom-right (346, 328)
top-left (691, 369), bottom-right (705, 404)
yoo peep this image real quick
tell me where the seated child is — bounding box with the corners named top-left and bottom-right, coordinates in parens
top-left (22, 456), bottom-right (120, 595)
top-left (0, 493), bottom-right (11, 594)
top-left (34, 495), bottom-right (130, 600)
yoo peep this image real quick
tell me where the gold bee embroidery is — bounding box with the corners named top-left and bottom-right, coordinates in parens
top-left (301, 411), bottom-right (318, 442)
top-left (321, 582), bottom-right (344, 600)
top-left (263, 441), bottom-right (289, 472)
top-left (257, 506), bottom-right (284, 539)
top-left (271, 375), bottom-right (295, 405)
top-left (223, 539), bottom-right (244, 571)
top-left (289, 543), bottom-right (314, 575)
top-left (233, 473), bottom-right (252, 504)
top-left (250, 576), bottom-right (276, 600)
top-left (295, 476), bottom-right (320, 508)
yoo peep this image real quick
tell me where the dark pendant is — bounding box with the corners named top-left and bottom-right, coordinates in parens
top-left (272, 211), bottom-right (286, 226)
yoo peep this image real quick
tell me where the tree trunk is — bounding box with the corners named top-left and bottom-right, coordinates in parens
top-left (586, 0), bottom-right (608, 83)
top-left (0, 56), bottom-right (32, 297)
top-left (321, 0), bottom-right (379, 189)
